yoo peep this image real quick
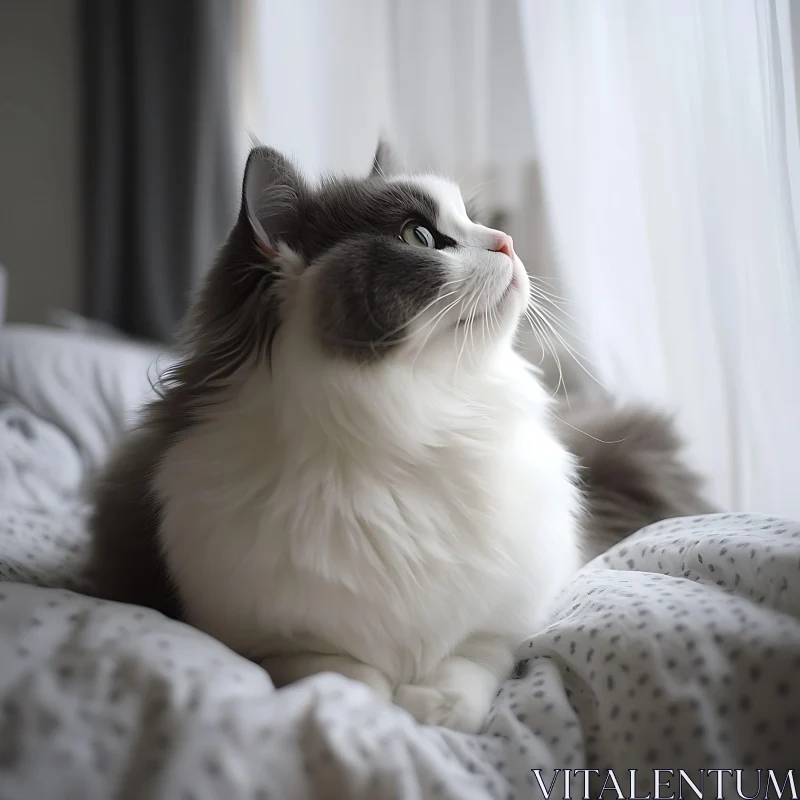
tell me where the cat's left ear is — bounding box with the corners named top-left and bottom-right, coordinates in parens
top-left (463, 186), bottom-right (508, 230)
top-left (370, 139), bottom-right (398, 178)
top-left (469, 205), bottom-right (509, 231)
top-left (241, 146), bottom-right (306, 259)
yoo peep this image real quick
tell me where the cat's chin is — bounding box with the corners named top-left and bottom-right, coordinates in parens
top-left (456, 272), bottom-right (528, 333)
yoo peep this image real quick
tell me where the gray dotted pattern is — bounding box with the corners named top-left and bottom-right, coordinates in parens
top-left (1, 510), bottom-right (799, 798)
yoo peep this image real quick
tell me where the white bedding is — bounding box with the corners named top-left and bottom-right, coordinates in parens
top-left (1, 325), bottom-right (798, 800)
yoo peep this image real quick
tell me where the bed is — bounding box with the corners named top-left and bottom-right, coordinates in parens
top-left (1, 324), bottom-right (798, 799)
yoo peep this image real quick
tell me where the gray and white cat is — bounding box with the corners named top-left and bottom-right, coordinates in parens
top-left (89, 144), bottom-right (712, 733)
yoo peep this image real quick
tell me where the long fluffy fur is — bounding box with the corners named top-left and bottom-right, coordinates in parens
top-left (555, 399), bottom-right (716, 562)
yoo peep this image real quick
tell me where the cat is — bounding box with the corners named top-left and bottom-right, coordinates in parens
top-left (89, 144), bottom-right (583, 733)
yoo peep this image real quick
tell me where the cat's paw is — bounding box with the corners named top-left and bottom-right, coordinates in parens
top-left (394, 683), bottom-right (489, 733)
top-left (393, 656), bottom-right (499, 733)
top-left (348, 663), bottom-right (394, 702)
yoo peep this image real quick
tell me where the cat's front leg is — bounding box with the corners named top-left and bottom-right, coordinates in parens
top-left (393, 635), bottom-right (515, 733)
top-left (261, 653), bottom-right (393, 701)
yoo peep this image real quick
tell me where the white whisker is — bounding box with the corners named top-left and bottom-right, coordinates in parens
top-left (549, 412), bottom-right (627, 444)
top-left (410, 296), bottom-right (463, 369)
top-left (528, 303), bottom-right (605, 392)
top-left (525, 308), bottom-right (567, 402)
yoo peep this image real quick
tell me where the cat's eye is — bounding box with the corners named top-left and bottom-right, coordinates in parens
top-left (400, 220), bottom-right (435, 249)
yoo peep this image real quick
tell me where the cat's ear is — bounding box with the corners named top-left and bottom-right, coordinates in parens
top-left (370, 139), bottom-right (398, 179)
top-left (463, 186), bottom-right (508, 230)
top-left (471, 205), bottom-right (510, 231)
top-left (241, 146), bottom-right (304, 258)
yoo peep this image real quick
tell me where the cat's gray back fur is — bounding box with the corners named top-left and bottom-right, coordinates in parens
top-left (89, 423), bottom-right (182, 617)
top-left (555, 398), bottom-right (716, 562)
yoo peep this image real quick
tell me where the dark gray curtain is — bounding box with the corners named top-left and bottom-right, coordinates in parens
top-left (82, 0), bottom-right (239, 341)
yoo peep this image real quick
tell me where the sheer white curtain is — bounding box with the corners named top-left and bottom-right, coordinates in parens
top-left (518, 0), bottom-right (800, 515)
top-left (242, 1), bottom-right (535, 194)
top-left (243, 0), bottom-right (800, 516)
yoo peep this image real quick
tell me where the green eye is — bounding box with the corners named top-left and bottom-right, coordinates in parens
top-left (400, 220), bottom-right (435, 248)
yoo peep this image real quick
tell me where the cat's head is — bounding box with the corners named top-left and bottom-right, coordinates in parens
top-left (184, 144), bottom-right (529, 384)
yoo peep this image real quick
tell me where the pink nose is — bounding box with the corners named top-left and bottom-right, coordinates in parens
top-left (492, 233), bottom-right (515, 261)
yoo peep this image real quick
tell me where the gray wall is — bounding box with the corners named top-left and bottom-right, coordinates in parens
top-left (0, 0), bottom-right (82, 324)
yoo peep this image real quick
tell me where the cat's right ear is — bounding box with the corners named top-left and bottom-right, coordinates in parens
top-left (370, 139), bottom-right (398, 179)
top-left (241, 146), bottom-right (305, 259)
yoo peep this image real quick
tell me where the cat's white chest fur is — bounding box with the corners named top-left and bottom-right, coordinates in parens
top-left (155, 347), bottom-right (581, 687)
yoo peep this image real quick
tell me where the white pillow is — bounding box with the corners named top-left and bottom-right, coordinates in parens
top-left (0, 324), bottom-right (171, 475)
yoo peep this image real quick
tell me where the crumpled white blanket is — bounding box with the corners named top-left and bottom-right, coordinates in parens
top-left (1, 326), bottom-right (798, 799)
